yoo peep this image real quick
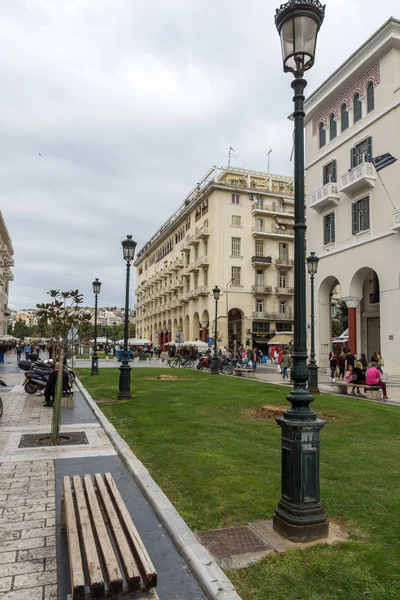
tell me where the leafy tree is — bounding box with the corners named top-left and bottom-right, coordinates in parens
top-left (331, 299), bottom-right (348, 337)
top-left (13, 319), bottom-right (30, 339)
top-left (36, 290), bottom-right (91, 443)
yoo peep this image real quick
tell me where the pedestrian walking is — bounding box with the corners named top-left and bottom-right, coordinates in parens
top-left (329, 351), bottom-right (338, 381)
top-left (16, 345), bottom-right (22, 362)
top-left (0, 342), bottom-right (6, 364)
top-left (344, 348), bottom-right (356, 371)
top-left (24, 343), bottom-right (31, 360)
top-left (338, 350), bottom-right (346, 379)
top-left (281, 350), bottom-right (290, 380)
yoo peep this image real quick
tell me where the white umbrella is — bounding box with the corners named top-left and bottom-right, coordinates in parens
top-left (128, 338), bottom-right (151, 345)
top-left (183, 340), bottom-right (208, 348)
top-left (0, 335), bottom-right (20, 341)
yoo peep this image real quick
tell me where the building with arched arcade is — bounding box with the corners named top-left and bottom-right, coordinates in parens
top-left (134, 167), bottom-right (295, 352)
top-left (305, 18), bottom-right (400, 376)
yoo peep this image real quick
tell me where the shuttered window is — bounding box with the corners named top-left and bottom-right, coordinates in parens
top-left (341, 104), bottom-right (349, 132)
top-left (367, 82), bottom-right (374, 113)
top-left (323, 213), bottom-right (336, 245)
top-left (232, 267), bottom-right (241, 286)
top-left (231, 237), bottom-right (241, 257)
top-left (323, 160), bottom-right (337, 184)
top-left (352, 197), bottom-right (370, 234)
top-left (319, 122), bottom-right (326, 148)
top-left (351, 137), bottom-right (372, 168)
top-left (353, 93), bottom-right (362, 123)
top-left (329, 114), bottom-right (337, 141)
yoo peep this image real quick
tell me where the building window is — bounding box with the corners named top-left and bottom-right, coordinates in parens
top-left (232, 194), bottom-right (240, 204)
top-left (353, 93), bottom-right (362, 123)
top-left (341, 103), bottom-right (349, 132)
top-left (319, 122), bottom-right (326, 148)
top-left (279, 243), bottom-right (288, 261)
top-left (253, 322), bottom-right (270, 334)
top-left (204, 269), bottom-right (208, 286)
top-left (276, 323), bottom-right (292, 332)
top-left (255, 240), bottom-right (264, 257)
top-left (323, 212), bottom-right (336, 245)
top-left (256, 218), bottom-right (264, 232)
top-left (232, 267), bottom-right (241, 286)
top-left (351, 137), bottom-right (372, 168)
top-left (231, 215), bottom-right (241, 226)
top-left (194, 272), bottom-right (199, 288)
top-left (231, 237), bottom-right (241, 257)
top-left (139, 267), bottom-right (143, 275)
top-left (256, 300), bottom-right (264, 313)
top-left (204, 241), bottom-right (208, 256)
top-left (352, 196), bottom-right (370, 234)
top-left (367, 81), bottom-right (374, 113)
top-left (323, 160), bottom-right (337, 184)
top-left (278, 271), bottom-right (287, 288)
top-left (329, 113), bottom-right (337, 141)
top-left (279, 301), bottom-right (286, 314)
top-left (255, 196), bottom-right (264, 209)
top-left (256, 270), bottom-right (264, 286)
top-left (186, 216), bottom-right (191, 231)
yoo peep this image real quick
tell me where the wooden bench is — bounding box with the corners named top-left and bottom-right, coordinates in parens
top-left (62, 472), bottom-right (158, 600)
top-left (333, 382), bottom-right (381, 399)
top-left (233, 368), bottom-right (256, 378)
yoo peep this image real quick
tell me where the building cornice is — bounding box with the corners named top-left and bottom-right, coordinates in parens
top-left (305, 18), bottom-right (400, 123)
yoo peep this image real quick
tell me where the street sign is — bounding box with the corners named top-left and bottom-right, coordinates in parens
top-left (208, 337), bottom-right (213, 346)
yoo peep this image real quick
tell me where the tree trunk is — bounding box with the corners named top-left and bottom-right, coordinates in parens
top-left (51, 345), bottom-right (64, 443)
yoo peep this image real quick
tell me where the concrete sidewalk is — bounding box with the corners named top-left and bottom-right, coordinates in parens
top-left (0, 356), bottom-right (238, 599)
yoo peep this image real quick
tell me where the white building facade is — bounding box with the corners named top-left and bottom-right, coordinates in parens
top-left (134, 167), bottom-right (295, 352)
top-left (305, 18), bottom-right (400, 376)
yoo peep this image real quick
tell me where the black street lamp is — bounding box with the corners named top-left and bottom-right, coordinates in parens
top-left (273, 0), bottom-right (329, 542)
top-left (307, 252), bottom-right (320, 394)
top-left (117, 235), bottom-right (137, 399)
top-left (112, 320), bottom-right (117, 355)
top-left (91, 278), bottom-right (101, 376)
top-left (210, 286), bottom-right (220, 375)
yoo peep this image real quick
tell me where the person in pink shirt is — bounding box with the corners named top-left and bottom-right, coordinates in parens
top-left (366, 362), bottom-right (388, 400)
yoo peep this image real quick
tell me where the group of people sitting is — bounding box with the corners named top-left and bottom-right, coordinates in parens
top-left (329, 349), bottom-right (388, 400)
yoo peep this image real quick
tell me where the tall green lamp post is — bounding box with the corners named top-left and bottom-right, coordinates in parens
top-left (273, 0), bottom-right (329, 541)
top-left (117, 235), bottom-right (137, 399)
top-left (307, 252), bottom-right (320, 394)
top-left (90, 278), bottom-right (101, 376)
top-left (210, 286), bottom-right (221, 374)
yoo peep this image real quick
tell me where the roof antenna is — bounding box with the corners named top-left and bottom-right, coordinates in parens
top-left (225, 147), bottom-right (236, 167)
top-left (266, 149), bottom-right (273, 173)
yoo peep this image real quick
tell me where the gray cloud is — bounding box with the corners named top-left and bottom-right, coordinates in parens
top-left (1, 0), bottom-right (397, 309)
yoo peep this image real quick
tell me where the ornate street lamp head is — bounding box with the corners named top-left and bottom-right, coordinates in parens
top-left (306, 251), bottom-right (320, 275)
top-left (213, 285), bottom-right (221, 301)
top-left (275, 0), bottom-right (325, 76)
top-left (122, 234), bottom-right (137, 262)
top-left (92, 278), bottom-right (102, 295)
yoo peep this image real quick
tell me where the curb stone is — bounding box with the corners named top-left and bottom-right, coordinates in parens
top-left (75, 377), bottom-right (242, 600)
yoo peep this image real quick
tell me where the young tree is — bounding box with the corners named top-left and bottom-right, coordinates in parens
top-left (36, 290), bottom-right (91, 443)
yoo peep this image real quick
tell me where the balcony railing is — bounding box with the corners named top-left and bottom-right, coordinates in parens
top-left (252, 225), bottom-right (294, 237)
top-left (339, 162), bottom-right (376, 196)
top-left (197, 286), bottom-right (209, 296)
top-left (252, 203), bottom-right (294, 216)
top-left (253, 311), bottom-right (293, 320)
top-left (178, 294), bottom-right (189, 303)
top-left (252, 285), bottom-right (273, 294)
top-left (195, 256), bottom-right (209, 268)
top-left (275, 287), bottom-right (295, 295)
top-left (251, 255), bottom-right (273, 266)
top-left (195, 226), bottom-right (209, 239)
top-left (392, 209), bottom-right (400, 232)
top-left (275, 258), bottom-right (294, 267)
top-left (172, 258), bottom-right (184, 269)
top-left (310, 182), bottom-right (340, 213)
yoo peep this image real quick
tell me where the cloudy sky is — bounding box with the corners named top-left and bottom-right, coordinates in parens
top-left (2, 0), bottom-right (398, 309)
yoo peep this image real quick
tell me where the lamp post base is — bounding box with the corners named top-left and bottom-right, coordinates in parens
top-left (210, 356), bottom-right (219, 375)
top-left (308, 363), bottom-right (320, 395)
top-left (91, 355), bottom-right (99, 376)
top-left (273, 416), bottom-right (329, 542)
top-left (117, 362), bottom-right (132, 399)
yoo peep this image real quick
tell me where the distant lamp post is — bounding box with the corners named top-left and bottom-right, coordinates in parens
top-left (91, 278), bottom-right (101, 376)
top-left (112, 320), bottom-right (117, 355)
top-left (118, 235), bottom-right (137, 399)
top-left (273, 0), bottom-right (329, 542)
top-left (210, 286), bottom-right (221, 375)
top-left (307, 252), bottom-right (320, 394)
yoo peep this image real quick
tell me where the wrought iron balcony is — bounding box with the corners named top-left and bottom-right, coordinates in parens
top-left (251, 255), bottom-right (273, 266)
top-left (252, 285), bottom-right (273, 295)
top-left (275, 287), bottom-right (295, 296)
top-left (195, 226), bottom-right (209, 240)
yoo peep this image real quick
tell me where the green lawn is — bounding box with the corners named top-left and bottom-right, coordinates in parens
top-left (76, 368), bottom-right (400, 600)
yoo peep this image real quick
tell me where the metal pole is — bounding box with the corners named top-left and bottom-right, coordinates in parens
top-left (118, 261), bottom-right (132, 398)
top-left (211, 298), bottom-right (219, 374)
top-left (273, 75), bottom-right (328, 542)
top-left (308, 272), bottom-right (319, 394)
top-left (91, 293), bottom-right (99, 376)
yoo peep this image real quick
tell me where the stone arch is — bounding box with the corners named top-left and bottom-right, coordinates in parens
top-left (317, 275), bottom-right (340, 368)
top-left (349, 267), bottom-right (381, 359)
top-left (172, 318), bottom-right (178, 340)
top-left (192, 312), bottom-right (200, 340)
top-left (200, 310), bottom-right (209, 343)
top-left (184, 315), bottom-right (190, 341)
top-left (228, 308), bottom-right (244, 351)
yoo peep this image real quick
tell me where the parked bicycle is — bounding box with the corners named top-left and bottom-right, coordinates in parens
top-left (169, 355), bottom-right (194, 369)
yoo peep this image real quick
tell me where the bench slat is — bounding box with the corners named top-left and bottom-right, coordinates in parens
top-left (94, 473), bottom-right (141, 592)
top-left (83, 474), bottom-right (123, 595)
top-left (63, 477), bottom-right (85, 600)
top-left (72, 475), bottom-right (105, 598)
top-left (104, 472), bottom-right (158, 590)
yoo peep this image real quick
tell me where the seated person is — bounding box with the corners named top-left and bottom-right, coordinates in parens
top-left (351, 360), bottom-right (366, 396)
top-left (366, 362), bottom-right (388, 400)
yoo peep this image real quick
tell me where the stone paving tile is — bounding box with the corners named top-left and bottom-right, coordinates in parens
top-left (0, 577), bottom-right (12, 592)
top-left (18, 545), bottom-right (56, 561)
top-left (0, 586), bottom-right (45, 599)
top-left (0, 560), bottom-right (43, 577)
top-left (44, 583), bottom-right (58, 599)
top-left (14, 569), bottom-right (57, 589)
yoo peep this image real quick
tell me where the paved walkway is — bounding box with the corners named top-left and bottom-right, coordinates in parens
top-left (0, 355), bottom-right (208, 599)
